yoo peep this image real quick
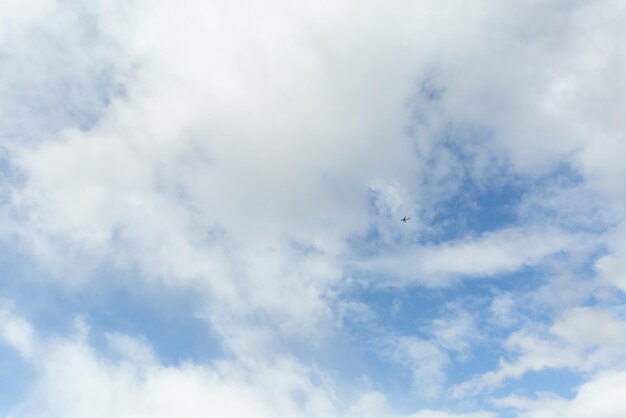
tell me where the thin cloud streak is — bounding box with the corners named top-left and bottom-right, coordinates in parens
top-left (357, 226), bottom-right (594, 286)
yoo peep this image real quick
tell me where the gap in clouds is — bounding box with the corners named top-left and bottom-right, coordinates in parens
top-left (353, 123), bottom-right (593, 259)
top-left (492, 368), bottom-right (584, 404)
top-left (83, 274), bottom-right (224, 367)
top-left (409, 120), bottom-right (592, 242)
top-left (0, 342), bottom-right (34, 416)
top-left (0, 242), bottom-right (223, 367)
top-left (338, 242), bottom-right (607, 406)
top-left (338, 279), bottom-right (517, 400)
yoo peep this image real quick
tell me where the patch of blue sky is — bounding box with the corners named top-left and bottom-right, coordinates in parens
top-left (407, 75), bottom-right (595, 241)
top-left (0, 243), bottom-right (223, 367)
top-left (352, 264), bottom-right (540, 322)
top-left (316, 332), bottom-right (421, 410)
top-left (356, 153), bottom-right (590, 265)
top-left (447, 342), bottom-right (505, 385)
top-left (493, 368), bottom-right (585, 401)
top-left (348, 286), bottom-right (446, 330)
top-left (350, 160), bottom-right (604, 379)
top-left (339, 263), bottom-right (568, 398)
top-left (427, 156), bottom-right (588, 241)
top-left (0, 344), bottom-right (34, 416)
top-left (429, 177), bottom-right (524, 239)
top-left (342, 137), bottom-right (612, 406)
top-left (80, 272), bottom-right (224, 367)
top-left (0, 250), bottom-right (40, 414)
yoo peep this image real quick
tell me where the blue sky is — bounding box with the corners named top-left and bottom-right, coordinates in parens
top-left (1, 1), bottom-right (626, 417)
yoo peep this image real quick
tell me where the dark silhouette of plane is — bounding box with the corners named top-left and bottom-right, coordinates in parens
top-left (401, 216), bottom-right (410, 223)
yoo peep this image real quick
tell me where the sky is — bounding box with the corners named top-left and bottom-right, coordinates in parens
top-left (1, 0), bottom-right (626, 417)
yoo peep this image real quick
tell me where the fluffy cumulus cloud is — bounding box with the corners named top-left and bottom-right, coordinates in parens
top-left (1, 0), bottom-right (626, 416)
top-left (496, 371), bottom-right (626, 418)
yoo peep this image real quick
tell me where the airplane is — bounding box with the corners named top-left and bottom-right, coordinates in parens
top-left (401, 216), bottom-right (410, 223)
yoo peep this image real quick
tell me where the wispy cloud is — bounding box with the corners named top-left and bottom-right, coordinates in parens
top-left (1, 307), bottom-right (493, 418)
top-left (358, 226), bottom-right (591, 286)
top-left (453, 306), bottom-right (626, 397)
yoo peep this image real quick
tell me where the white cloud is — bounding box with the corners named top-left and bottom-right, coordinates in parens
top-left (1, 307), bottom-right (490, 418)
top-left (551, 307), bottom-right (626, 349)
top-left (430, 310), bottom-right (478, 354)
top-left (392, 336), bottom-right (450, 399)
top-left (595, 224), bottom-right (626, 293)
top-left (0, 300), bottom-right (36, 360)
top-left (488, 293), bottom-right (519, 328)
top-left (496, 371), bottom-right (626, 418)
top-left (361, 226), bottom-right (586, 286)
top-left (453, 306), bottom-right (626, 397)
top-left (106, 332), bottom-right (158, 366)
top-left (413, 0), bottom-right (626, 183)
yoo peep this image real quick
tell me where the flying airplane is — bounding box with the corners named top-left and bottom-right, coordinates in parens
top-left (401, 216), bottom-right (410, 223)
